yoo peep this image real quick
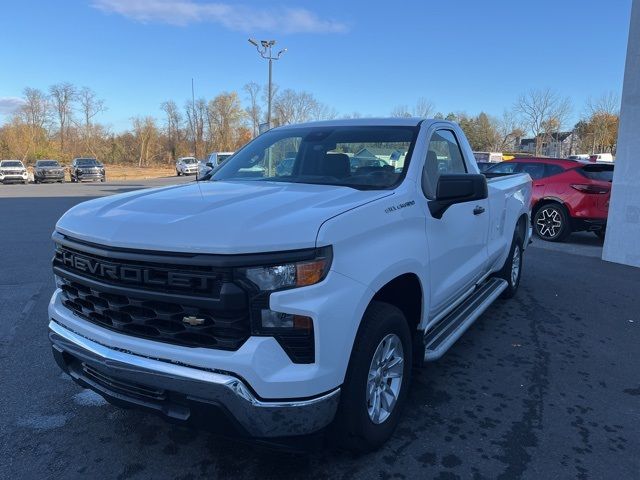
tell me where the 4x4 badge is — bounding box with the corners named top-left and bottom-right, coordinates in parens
top-left (183, 316), bottom-right (205, 326)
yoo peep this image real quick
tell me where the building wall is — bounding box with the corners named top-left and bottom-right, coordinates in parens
top-left (603, 0), bottom-right (640, 267)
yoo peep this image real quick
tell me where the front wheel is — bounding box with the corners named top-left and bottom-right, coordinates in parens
top-left (333, 301), bottom-right (412, 452)
top-left (176, 170), bottom-right (181, 176)
top-left (533, 204), bottom-right (571, 242)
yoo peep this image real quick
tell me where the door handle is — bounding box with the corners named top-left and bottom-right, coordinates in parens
top-left (473, 206), bottom-right (485, 215)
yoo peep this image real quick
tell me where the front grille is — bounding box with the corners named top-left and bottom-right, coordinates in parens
top-left (54, 238), bottom-right (250, 350)
top-left (59, 277), bottom-right (249, 349)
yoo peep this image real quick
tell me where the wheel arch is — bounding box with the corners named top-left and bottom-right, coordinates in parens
top-left (532, 197), bottom-right (569, 218)
top-left (367, 273), bottom-right (425, 366)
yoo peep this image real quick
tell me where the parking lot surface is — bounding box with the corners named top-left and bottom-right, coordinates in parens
top-left (1, 179), bottom-right (639, 479)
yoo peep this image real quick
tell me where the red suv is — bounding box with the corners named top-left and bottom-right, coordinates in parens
top-left (487, 158), bottom-right (613, 242)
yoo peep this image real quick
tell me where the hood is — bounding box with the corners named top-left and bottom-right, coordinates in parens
top-left (56, 180), bottom-right (392, 254)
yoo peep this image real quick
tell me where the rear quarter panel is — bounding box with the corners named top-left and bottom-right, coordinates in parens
top-left (486, 173), bottom-right (532, 273)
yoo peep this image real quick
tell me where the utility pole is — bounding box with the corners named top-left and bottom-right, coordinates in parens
top-left (248, 39), bottom-right (287, 131)
top-left (191, 78), bottom-right (197, 158)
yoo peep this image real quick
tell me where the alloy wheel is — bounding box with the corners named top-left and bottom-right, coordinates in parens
top-left (366, 333), bottom-right (404, 424)
top-left (511, 244), bottom-right (521, 286)
top-left (536, 208), bottom-right (563, 239)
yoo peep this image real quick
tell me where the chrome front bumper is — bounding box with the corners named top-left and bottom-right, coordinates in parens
top-left (49, 320), bottom-right (340, 438)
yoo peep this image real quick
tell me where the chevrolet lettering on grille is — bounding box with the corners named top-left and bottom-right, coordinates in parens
top-left (55, 248), bottom-right (215, 292)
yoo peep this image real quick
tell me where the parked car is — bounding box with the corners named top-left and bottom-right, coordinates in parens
top-left (567, 154), bottom-right (591, 162)
top-left (34, 159), bottom-right (65, 183)
top-left (48, 118), bottom-right (531, 451)
top-left (473, 151), bottom-right (503, 163)
top-left (350, 156), bottom-right (392, 172)
top-left (486, 157), bottom-right (612, 241)
top-left (176, 156), bottom-right (200, 176)
top-left (0, 159), bottom-right (28, 184)
top-left (70, 158), bottom-right (105, 182)
top-left (589, 153), bottom-right (614, 163)
top-left (199, 152), bottom-right (235, 177)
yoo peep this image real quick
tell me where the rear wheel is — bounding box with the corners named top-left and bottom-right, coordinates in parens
top-left (334, 301), bottom-right (412, 452)
top-left (533, 204), bottom-right (571, 242)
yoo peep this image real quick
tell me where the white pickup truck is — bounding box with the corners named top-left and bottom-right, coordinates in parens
top-left (48, 119), bottom-right (531, 451)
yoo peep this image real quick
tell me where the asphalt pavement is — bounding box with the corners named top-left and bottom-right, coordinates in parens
top-left (1, 178), bottom-right (639, 479)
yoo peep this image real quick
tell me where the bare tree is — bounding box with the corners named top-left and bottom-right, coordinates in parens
top-left (49, 82), bottom-right (77, 153)
top-left (184, 98), bottom-right (206, 157)
top-left (412, 97), bottom-right (435, 118)
top-left (584, 92), bottom-right (620, 153)
top-left (77, 87), bottom-right (106, 154)
top-left (272, 89), bottom-right (319, 126)
top-left (243, 82), bottom-right (262, 137)
top-left (390, 105), bottom-right (411, 118)
top-left (17, 87), bottom-right (51, 157)
top-left (207, 92), bottom-right (246, 151)
top-left (514, 88), bottom-right (572, 155)
top-left (78, 87), bottom-right (106, 130)
top-left (497, 109), bottom-right (525, 151)
top-left (160, 100), bottom-right (182, 161)
top-left (131, 116), bottom-right (159, 166)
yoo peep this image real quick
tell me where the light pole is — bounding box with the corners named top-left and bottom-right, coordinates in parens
top-left (248, 38), bottom-right (286, 131)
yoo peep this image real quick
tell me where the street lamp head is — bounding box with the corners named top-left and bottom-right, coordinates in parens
top-left (261, 40), bottom-right (269, 48)
top-left (248, 38), bottom-right (258, 47)
top-left (277, 48), bottom-right (287, 58)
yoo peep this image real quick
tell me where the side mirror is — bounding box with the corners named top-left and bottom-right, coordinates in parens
top-left (428, 174), bottom-right (488, 219)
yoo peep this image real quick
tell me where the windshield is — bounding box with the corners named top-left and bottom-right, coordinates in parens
top-left (37, 160), bottom-right (60, 167)
top-left (1, 161), bottom-right (23, 167)
top-left (210, 126), bottom-right (418, 190)
top-left (76, 159), bottom-right (99, 166)
top-left (182, 158), bottom-right (197, 164)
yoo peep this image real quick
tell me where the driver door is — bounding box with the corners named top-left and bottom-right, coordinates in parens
top-left (422, 128), bottom-right (490, 318)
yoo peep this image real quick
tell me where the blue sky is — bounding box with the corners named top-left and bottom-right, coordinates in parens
top-left (0, 0), bottom-right (632, 131)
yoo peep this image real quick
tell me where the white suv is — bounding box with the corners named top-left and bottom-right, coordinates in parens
top-left (0, 160), bottom-right (28, 184)
top-left (175, 157), bottom-right (199, 176)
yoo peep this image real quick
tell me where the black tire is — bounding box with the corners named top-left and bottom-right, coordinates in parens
top-left (101, 177), bottom-right (106, 183)
top-left (176, 170), bottom-right (181, 176)
top-left (333, 301), bottom-right (412, 452)
top-left (533, 203), bottom-right (571, 242)
top-left (496, 231), bottom-right (524, 299)
top-left (71, 176), bottom-right (76, 183)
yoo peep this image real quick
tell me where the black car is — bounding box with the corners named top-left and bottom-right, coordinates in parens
top-left (70, 158), bottom-right (105, 182)
top-left (34, 159), bottom-right (65, 183)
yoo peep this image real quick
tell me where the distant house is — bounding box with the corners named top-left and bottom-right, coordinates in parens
top-left (518, 132), bottom-right (578, 157)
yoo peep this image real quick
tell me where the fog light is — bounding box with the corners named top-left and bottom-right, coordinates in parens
top-left (260, 309), bottom-right (312, 331)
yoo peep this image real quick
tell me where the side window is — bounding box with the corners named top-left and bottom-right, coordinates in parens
top-left (422, 129), bottom-right (467, 198)
top-left (517, 163), bottom-right (546, 180)
top-left (488, 162), bottom-right (519, 174)
top-left (544, 164), bottom-right (564, 178)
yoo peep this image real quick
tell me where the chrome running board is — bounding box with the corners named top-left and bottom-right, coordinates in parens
top-left (424, 277), bottom-right (507, 362)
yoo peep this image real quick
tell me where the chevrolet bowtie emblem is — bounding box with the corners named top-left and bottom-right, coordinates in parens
top-left (183, 316), bottom-right (205, 326)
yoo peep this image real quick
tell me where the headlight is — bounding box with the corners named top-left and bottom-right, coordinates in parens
top-left (237, 247), bottom-right (332, 291)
